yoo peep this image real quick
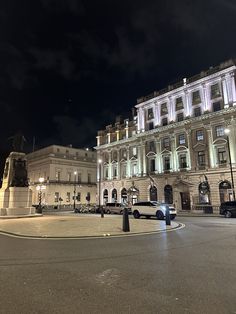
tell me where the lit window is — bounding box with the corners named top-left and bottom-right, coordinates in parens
top-left (196, 130), bottom-right (204, 141)
top-left (216, 126), bottom-right (224, 137)
top-left (179, 134), bottom-right (185, 145)
top-left (179, 155), bottom-right (187, 168)
top-left (197, 151), bottom-right (205, 166)
top-left (218, 147), bottom-right (227, 164)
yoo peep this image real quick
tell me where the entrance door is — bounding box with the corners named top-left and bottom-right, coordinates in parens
top-left (180, 192), bottom-right (190, 210)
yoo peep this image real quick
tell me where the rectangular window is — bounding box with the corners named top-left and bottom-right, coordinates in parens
top-left (179, 134), bottom-right (186, 145)
top-left (162, 117), bottom-right (168, 126)
top-left (163, 137), bottom-right (170, 148)
top-left (196, 130), bottom-right (204, 141)
top-left (192, 90), bottom-right (201, 105)
top-left (218, 147), bottom-right (227, 164)
top-left (55, 192), bottom-right (59, 202)
top-left (77, 192), bottom-right (81, 202)
top-left (164, 156), bottom-right (170, 170)
top-left (150, 159), bottom-right (155, 172)
top-left (180, 155), bottom-right (187, 168)
top-left (105, 168), bottom-right (109, 179)
top-left (216, 126), bottom-right (224, 137)
top-left (211, 83), bottom-right (221, 99)
top-left (132, 164), bottom-right (137, 176)
top-left (198, 151), bottom-right (205, 166)
top-left (175, 97), bottom-right (184, 111)
top-left (55, 171), bottom-right (61, 181)
top-left (194, 107), bottom-right (201, 117)
top-left (213, 101), bottom-right (222, 112)
top-left (161, 103), bottom-right (168, 116)
top-left (113, 167), bottom-right (117, 177)
top-left (147, 108), bottom-right (154, 119)
top-left (66, 192), bottom-right (70, 202)
top-left (148, 121), bottom-right (154, 130)
top-left (177, 112), bottom-right (184, 122)
top-left (88, 173), bottom-right (91, 183)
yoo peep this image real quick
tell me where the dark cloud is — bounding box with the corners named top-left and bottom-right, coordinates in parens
top-left (40, 0), bottom-right (85, 15)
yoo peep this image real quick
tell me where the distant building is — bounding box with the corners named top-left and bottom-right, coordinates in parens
top-left (95, 59), bottom-right (236, 213)
top-left (27, 145), bottom-right (97, 208)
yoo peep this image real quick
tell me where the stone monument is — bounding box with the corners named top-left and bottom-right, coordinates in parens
top-left (0, 133), bottom-right (35, 216)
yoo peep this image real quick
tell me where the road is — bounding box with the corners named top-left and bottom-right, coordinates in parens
top-left (0, 216), bottom-right (236, 314)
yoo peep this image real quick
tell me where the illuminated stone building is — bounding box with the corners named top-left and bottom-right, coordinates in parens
top-left (27, 145), bottom-right (97, 208)
top-left (95, 60), bottom-right (236, 212)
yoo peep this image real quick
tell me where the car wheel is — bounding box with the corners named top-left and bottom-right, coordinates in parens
top-left (145, 215), bottom-right (149, 219)
top-left (225, 210), bottom-right (232, 218)
top-left (106, 209), bottom-right (111, 214)
top-left (133, 210), bottom-right (140, 219)
top-left (156, 210), bottom-right (164, 220)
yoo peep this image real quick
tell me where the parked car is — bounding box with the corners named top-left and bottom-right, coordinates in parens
top-left (220, 201), bottom-right (236, 218)
top-left (131, 201), bottom-right (177, 220)
top-left (104, 203), bottom-right (131, 214)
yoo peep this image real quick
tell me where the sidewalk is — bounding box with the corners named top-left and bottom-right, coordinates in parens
top-left (0, 214), bottom-right (182, 239)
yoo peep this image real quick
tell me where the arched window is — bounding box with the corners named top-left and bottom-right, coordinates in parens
top-left (103, 189), bottom-right (108, 204)
top-left (149, 186), bottom-right (157, 201)
top-left (164, 185), bottom-right (173, 204)
top-left (111, 189), bottom-right (117, 202)
top-left (219, 181), bottom-right (232, 203)
top-left (121, 188), bottom-right (127, 204)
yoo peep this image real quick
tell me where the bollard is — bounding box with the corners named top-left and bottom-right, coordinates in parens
top-left (165, 205), bottom-right (171, 226)
top-left (122, 208), bottom-right (130, 232)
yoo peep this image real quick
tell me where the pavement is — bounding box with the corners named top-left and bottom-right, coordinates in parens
top-left (0, 214), bottom-right (182, 239)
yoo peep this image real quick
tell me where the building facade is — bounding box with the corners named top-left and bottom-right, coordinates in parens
top-left (27, 145), bottom-right (97, 208)
top-left (95, 59), bottom-right (236, 212)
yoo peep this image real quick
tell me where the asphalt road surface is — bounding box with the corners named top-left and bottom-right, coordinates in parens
top-left (0, 216), bottom-right (236, 314)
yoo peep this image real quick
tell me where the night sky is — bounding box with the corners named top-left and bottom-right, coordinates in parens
top-left (1, 0), bottom-right (236, 171)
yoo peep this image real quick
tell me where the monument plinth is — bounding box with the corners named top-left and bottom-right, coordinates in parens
top-left (0, 151), bottom-right (35, 216)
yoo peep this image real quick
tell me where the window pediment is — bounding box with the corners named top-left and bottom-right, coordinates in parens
top-left (146, 152), bottom-right (156, 158)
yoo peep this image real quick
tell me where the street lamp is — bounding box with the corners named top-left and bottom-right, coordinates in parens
top-left (36, 177), bottom-right (44, 214)
top-left (73, 171), bottom-right (77, 210)
top-left (98, 159), bottom-right (104, 218)
top-left (225, 128), bottom-right (235, 201)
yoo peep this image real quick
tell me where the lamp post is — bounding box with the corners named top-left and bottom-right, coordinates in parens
top-left (37, 177), bottom-right (44, 214)
top-left (98, 159), bottom-right (104, 218)
top-left (73, 171), bottom-right (77, 210)
top-left (225, 128), bottom-right (235, 201)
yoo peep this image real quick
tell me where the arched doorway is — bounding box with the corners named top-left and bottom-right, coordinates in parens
top-left (121, 188), bottom-right (127, 204)
top-left (111, 188), bottom-right (117, 202)
top-left (128, 185), bottom-right (139, 205)
top-left (199, 181), bottom-right (210, 204)
top-left (103, 189), bottom-right (108, 204)
top-left (219, 181), bottom-right (232, 203)
top-left (164, 185), bottom-right (173, 204)
top-left (149, 185), bottom-right (157, 201)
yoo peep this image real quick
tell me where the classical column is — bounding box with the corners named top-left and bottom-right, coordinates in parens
top-left (154, 101), bottom-right (160, 126)
top-left (155, 139), bottom-right (161, 173)
top-left (96, 136), bottom-right (100, 146)
top-left (108, 151), bottom-right (112, 179)
top-left (206, 127), bottom-right (216, 168)
top-left (170, 134), bottom-right (177, 171)
top-left (186, 129), bottom-right (192, 170)
top-left (230, 72), bottom-right (236, 104)
top-left (115, 130), bottom-right (120, 141)
top-left (222, 76), bottom-right (229, 106)
top-left (142, 141), bottom-right (147, 175)
top-left (117, 150), bottom-right (120, 180)
top-left (126, 147), bottom-right (131, 178)
top-left (137, 144), bottom-right (142, 175)
top-left (202, 83), bottom-right (211, 111)
top-left (184, 90), bottom-right (191, 116)
top-left (168, 96), bottom-right (174, 122)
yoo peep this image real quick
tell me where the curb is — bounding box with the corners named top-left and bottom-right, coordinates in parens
top-left (0, 214), bottom-right (43, 219)
top-left (0, 223), bottom-right (185, 240)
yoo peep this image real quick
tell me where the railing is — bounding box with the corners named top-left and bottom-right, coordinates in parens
top-left (192, 204), bottom-right (220, 213)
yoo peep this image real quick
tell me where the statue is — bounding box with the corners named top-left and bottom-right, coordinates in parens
top-left (10, 158), bottom-right (29, 187)
top-left (8, 132), bottom-right (26, 152)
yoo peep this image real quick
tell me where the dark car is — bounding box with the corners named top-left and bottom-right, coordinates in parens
top-left (220, 201), bottom-right (236, 218)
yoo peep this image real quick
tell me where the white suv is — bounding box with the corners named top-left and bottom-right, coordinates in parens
top-left (132, 201), bottom-right (177, 220)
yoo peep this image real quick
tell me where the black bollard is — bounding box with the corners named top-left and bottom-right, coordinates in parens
top-left (165, 205), bottom-right (171, 226)
top-left (122, 208), bottom-right (130, 232)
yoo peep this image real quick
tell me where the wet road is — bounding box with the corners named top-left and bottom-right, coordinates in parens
top-left (0, 216), bottom-right (236, 314)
